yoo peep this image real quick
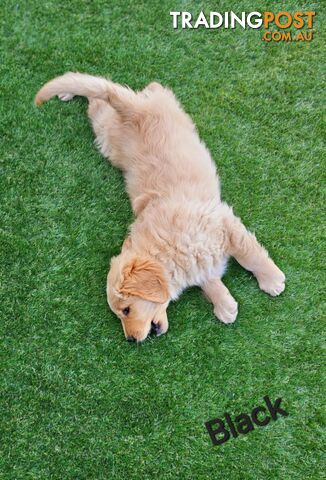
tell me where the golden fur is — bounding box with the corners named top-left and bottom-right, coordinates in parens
top-left (35, 72), bottom-right (285, 342)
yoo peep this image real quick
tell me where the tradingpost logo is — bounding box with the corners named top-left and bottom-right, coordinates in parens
top-left (170, 11), bottom-right (317, 42)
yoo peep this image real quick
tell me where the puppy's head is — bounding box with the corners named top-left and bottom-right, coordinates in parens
top-left (107, 250), bottom-right (169, 343)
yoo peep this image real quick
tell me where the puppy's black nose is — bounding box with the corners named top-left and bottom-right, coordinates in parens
top-left (127, 336), bottom-right (136, 343)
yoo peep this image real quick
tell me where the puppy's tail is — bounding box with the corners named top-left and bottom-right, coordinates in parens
top-left (35, 72), bottom-right (137, 116)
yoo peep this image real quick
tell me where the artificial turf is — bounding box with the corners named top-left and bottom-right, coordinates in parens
top-left (0, 1), bottom-right (325, 478)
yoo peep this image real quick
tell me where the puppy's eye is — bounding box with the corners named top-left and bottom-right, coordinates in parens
top-left (122, 307), bottom-right (130, 316)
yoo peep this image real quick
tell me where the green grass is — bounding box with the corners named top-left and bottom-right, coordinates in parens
top-left (0, 1), bottom-right (325, 478)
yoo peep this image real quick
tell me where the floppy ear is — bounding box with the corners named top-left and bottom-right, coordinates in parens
top-left (119, 257), bottom-right (169, 303)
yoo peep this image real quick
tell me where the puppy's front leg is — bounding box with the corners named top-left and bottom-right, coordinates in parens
top-left (202, 278), bottom-right (238, 324)
top-left (224, 211), bottom-right (285, 296)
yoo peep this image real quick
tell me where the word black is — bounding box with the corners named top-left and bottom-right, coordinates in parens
top-left (205, 396), bottom-right (288, 446)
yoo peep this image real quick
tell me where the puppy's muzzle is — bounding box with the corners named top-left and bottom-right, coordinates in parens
top-left (126, 322), bottom-right (161, 343)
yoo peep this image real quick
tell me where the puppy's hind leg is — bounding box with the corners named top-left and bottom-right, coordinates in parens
top-left (202, 278), bottom-right (238, 324)
top-left (87, 98), bottom-right (109, 131)
top-left (223, 208), bottom-right (285, 296)
top-left (87, 98), bottom-right (126, 169)
top-left (58, 93), bottom-right (75, 102)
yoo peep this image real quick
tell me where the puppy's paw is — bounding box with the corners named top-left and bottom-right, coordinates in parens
top-left (257, 267), bottom-right (285, 297)
top-left (214, 293), bottom-right (238, 324)
top-left (152, 309), bottom-right (169, 336)
top-left (58, 93), bottom-right (74, 102)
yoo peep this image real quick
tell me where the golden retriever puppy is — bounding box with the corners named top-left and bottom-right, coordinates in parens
top-left (35, 73), bottom-right (285, 342)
